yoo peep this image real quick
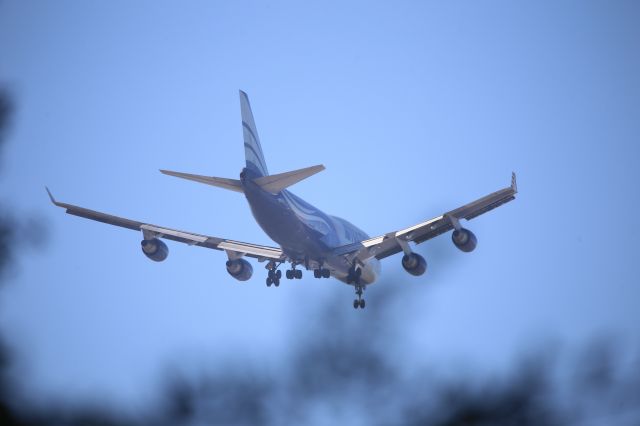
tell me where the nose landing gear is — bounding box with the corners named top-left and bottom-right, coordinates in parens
top-left (347, 264), bottom-right (366, 309)
top-left (346, 264), bottom-right (362, 284)
top-left (353, 285), bottom-right (366, 309)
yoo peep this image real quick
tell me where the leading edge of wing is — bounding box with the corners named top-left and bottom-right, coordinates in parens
top-left (45, 187), bottom-right (284, 261)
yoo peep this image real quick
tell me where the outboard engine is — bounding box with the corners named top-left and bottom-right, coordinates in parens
top-left (452, 228), bottom-right (477, 252)
top-left (226, 258), bottom-right (253, 281)
top-left (141, 238), bottom-right (169, 262)
top-left (402, 253), bottom-right (427, 276)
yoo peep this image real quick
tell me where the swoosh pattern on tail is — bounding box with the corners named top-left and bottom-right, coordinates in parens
top-left (240, 90), bottom-right (269, 177)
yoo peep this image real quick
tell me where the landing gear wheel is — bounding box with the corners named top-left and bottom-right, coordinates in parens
top-left (285, 270), bottom-right (293, 279)
top-left (295, 269), bottom-right (303, 279)
top-left (352, 284), bottom-right (365, 309)
top-left (314, 266), bottom-right (330, 279)
top-left (266, 266), bottom-right (282, 286)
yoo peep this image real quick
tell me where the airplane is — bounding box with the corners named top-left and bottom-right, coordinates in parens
top-left (47, 90), bottom-right (517, 309)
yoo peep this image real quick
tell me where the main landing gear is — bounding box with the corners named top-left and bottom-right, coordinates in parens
top-left (267, 262), bottom-right (302, 286)
top-left (313, 266), bottom-right (331, 279)
top-left (266, 261), bottom-right (283, 287)
top-left (285, 265), bottom-right (302, 280)
top-left (266, 268), bottom-right (281, 287)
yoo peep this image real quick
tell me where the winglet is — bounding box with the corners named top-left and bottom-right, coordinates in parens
top-left (511, 172), bottom-right (518, 193)
top-left (45, 186), bottom-right (69, 208)
top-left (45, 186), bottom-right (59, 205)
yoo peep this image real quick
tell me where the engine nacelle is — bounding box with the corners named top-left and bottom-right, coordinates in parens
top-left (226, 258), bottom-right (253, 281)
top-left (452, 228), bottom-right (477, 252)
top-left (141, 238), bottom-right (169, 262)
top-left (402, 253), bottom-right (427, 276)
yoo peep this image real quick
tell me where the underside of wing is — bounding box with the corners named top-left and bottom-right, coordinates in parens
top-left (333, 173), bottom-right (517, 262)
top-left (45, 188), bottom-right (284, 262)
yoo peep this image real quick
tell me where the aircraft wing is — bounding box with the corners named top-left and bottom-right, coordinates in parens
top-left (333, 173), bottom-right (518, 262)
top-left (45, 188), bottom-right (285, 261)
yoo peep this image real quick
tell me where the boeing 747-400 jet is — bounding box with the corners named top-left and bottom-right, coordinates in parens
top-left (47, 91), bottom-right (517, 309)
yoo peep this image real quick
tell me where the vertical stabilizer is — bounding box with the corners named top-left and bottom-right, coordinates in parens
top-left (240, 90), bottom-right (269, 177)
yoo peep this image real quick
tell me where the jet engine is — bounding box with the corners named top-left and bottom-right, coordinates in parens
top-left (452, 228), bottom-right (477, 252)
top-left (402, 253), bottom-right (427, 276)
top-left (141, 238), bottom-right (169, 262)
top-left (226, 258), bottom-right (253, 281)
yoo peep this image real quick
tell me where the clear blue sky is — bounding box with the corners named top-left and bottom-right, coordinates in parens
top-left (1, 0), bottom-right (639, 411)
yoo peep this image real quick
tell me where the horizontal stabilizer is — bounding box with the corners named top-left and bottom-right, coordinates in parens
top-left (160, 170), bottom-right (244, 193)
top-left (253, 164), bottom-right (325, 194)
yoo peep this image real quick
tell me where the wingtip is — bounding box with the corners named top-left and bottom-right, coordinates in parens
top-left (160, 169), bottom-right (181, 177)
top-left (45, 186), bottom-right (56, 204)
top-left (511, 172), bottom-right (518, 193)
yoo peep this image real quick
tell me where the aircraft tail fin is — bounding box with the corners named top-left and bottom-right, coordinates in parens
top-left (160, 170), bottom-right (244, 193)
top-left (240, 90), bottom-right (269, 177)
top-left (253, 164), bottom-right (325, 194)
top-left (162, 92), bottom-right (319, 195)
